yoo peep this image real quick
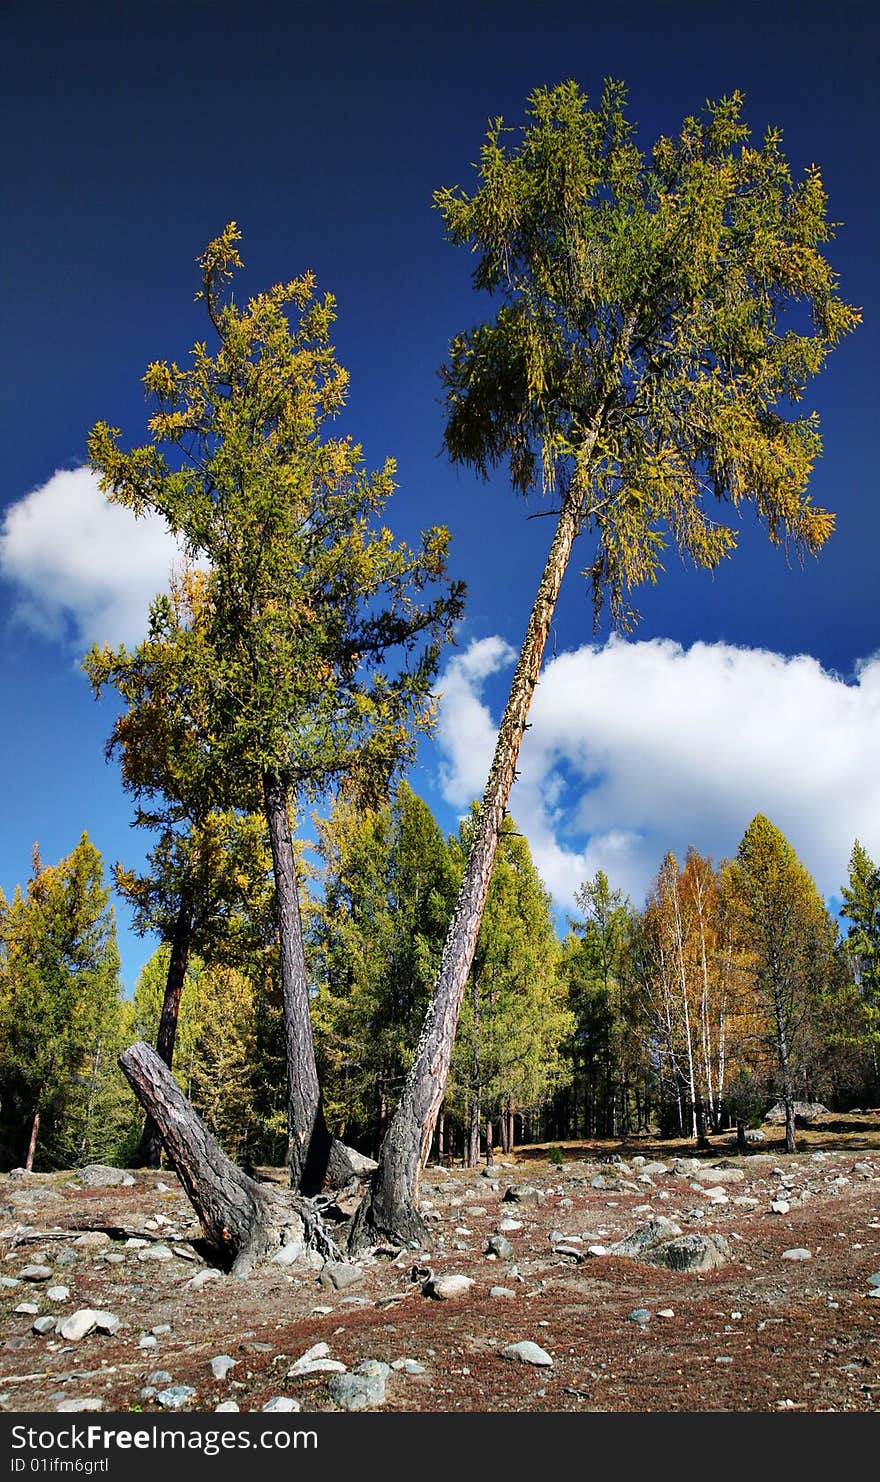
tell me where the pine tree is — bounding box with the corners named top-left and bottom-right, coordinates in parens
top-left (0, 835), bottom-right (123, 1170)
top-left (840, 840), bottom-right (880, 1095)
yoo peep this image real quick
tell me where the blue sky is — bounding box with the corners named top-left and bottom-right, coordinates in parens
top-left (2, 0), bottom-right (878, 991)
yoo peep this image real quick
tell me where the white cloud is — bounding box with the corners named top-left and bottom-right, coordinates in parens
top-left (0, 466), bottom-right (186, 650)
top-left (436, 633), bottom-right (880, 910)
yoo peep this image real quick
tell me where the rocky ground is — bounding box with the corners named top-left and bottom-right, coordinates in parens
top-left (2, 1115), bottom-right (879, 1414)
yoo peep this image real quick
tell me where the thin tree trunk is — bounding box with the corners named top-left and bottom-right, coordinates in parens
top-left (485, 1114), bottom-right (494, 1166)
top-left (136, 894), bottom-right (193, 1169)
top-left (119, 1042), bottom-right (340, 1275)
top-left (772, 983), bottom-right (798, 1154)
top-left (24, 1108), bottom-right (40, 1172)
top-left (262, 768), bottom-right (360, 1194)
top-left (351, 419), bottom-right (608, 1248)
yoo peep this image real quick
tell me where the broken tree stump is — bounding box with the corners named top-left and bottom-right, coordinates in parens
top-left (118, 1042), bottom-right (342, 1276)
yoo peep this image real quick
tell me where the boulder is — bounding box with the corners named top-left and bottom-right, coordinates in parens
top-left (501, 1341), bottom-right (553, 1366)
top-left (77, 1164), bottom-right (133, 1188)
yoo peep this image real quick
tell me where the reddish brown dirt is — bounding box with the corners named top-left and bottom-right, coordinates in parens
top-left (2, 1117), bottom-right (879, 1414)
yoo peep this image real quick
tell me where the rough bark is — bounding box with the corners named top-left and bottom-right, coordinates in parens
top-left (119, 1041), bottom-right (342, 1275)
top-left (262, 769), bottom-right (360, 1193)
top-left (135, 895), bottom-right (192, 1169)
top-left (350, 429), bottom-right (606, 1249)
top-left (24, 1109), bottom-right (40, 1173)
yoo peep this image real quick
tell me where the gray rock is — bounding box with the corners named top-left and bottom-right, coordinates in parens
top-left (151, 1324), bottom-right (172, 1335)
top-left (646, 1234), bottom-right (731, 1272)
top-left (19, 1265), bottom-right (53, 1282)
top-left (319, 1261), bottom-right (365, 1292)
top-left (355, 1359), bottom-right (391, 1380)
top-left (496, 1218), bottom-right (523, 1233)
top-left (391, 1358), bottom-right (426, 1373)
top-left (78, 1164), bottom-right (129, 1187)
top-left (271, 1242), bottom-right (303, 1266)
top-left (627, 1309), bottom-right (651, 1324)
top-left (14, 1302), bottom-right (39, 1315)
top-left (73, 1232), bottom-right (111, 1249)
top-left (138, 1388), bottom-right (157, 1402)
top-left (552, 1244), bottom-right (586, 1262)
top-left (55, 1398), bottom-right (104, 1412)
top-left (55, 1250), bottom-right (80, 1267)
top-left (765, 1100), bottom-right (828, 1124)
top-left (262, 1397), bottom-right (301, 1412)
top-left (503, 1185), bottom-right (541, 1205)
top-left (93, 1311), bottom-right (121, 1335)
top-left (771, 1199), bottom-right (790, 1214)
top-left (58, 1309), bottom-right (99, 1342)
top-left (187, 1269), bottom-right (223, 1289)
top-left (289, 1358), bottom-right (346, 1376)
top-left (33, 1316), bottom-right (58, 1335)
top-left (501, 1340), bottom-right (553, 1367)
top-left (156, 1385), bottom-right (197, 1409)
top-left (214, 1401), bottom-right (240, 1412)
top-left (781, 1247), bottom-right (812, 1261)
top-left (138, 1243), bottom-right (174, 1262)
top-left (867, 1272), bottom-right (880, 1288)
top-left (146, 1371), bottom-right (174, 1387)
top-left (610, 1217), bottom-right (683, 1258)
top-left (486, 1234), bottom-right (513, 1260)
top-left (47, 1285), bottom-right (70, 1302)
top-left (209, 1355), bottom-right (237, 1380)
top-left (0, 1276), bottom-right (21, 1289)
top-left (424, 1274), bottom-right (474, 1300)
top-left (328, 1370), bottom-right (386, 1410)
top-left (489, 1286), bottom-right (516, 1299)
top-left (8, 1167), bottom-right (30, 1179)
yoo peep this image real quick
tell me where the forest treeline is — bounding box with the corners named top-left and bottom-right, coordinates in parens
top-left (1, 801), bottom-right (877, 1172)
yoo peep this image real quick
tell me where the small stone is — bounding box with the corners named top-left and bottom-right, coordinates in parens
top-left (146, 1371), bottom-right (173, 1387)
top-left (656, 1309), bottom-right (675, 1319)
top-left (866, 1272), bottom-right (880, 1288)
top-left (490, 1286), bottom-right (516, 1299)
top-left (138, 1388), bottom-right (156, 1402)
top-left (138, 1244), bottom-right (174, 1262)
top-left (781, 1248), bottom-right (812, 1261)
top-left (0, 1276), bottom-right (21, 1289)
top-left (391, 1358), bottom-right (426, 1373)
top-left (486, 1234), bottom-right (513, 1260)
top-left (14, 1302), bottom-right (39, 1315)
top-left (271, 1242), bottom-right (303, 1266)
top-left (716, 1356), bottom-right (734, 1365)
top-left (187, 1269), bottom-right (223, 1289)
top-left (319, 1261), bottom-right (364, 1292)
top-left (288, 1358), bottom-right (347, 1377)
top-left (771, 1200), bottom-right (790, 1214)
top-left (424, 1274), bottom-right (474, 1300)
top-left (58, 1309), bottom-right (99, 1342)
top-left (501, 1341), bottom-right (553, 1366)
top-left (215, 1401), bottom-right (240, 1412)
top-left (497, 1218), bottom-right (523, 1233)
top-left (19, 1265), bottom-right (53, 1282)
top-left (586, 1245), bottom-right (609, 1257)
top-left (73, 1232), bottom-right (111, 1250)
top-left (93, 1311), bottom-right (121, 1335)
top-left (125, 1238), bottom-right (148, 1249)
top-left (503, 1185), bottom-right (541, 1205)
top-left (151, 1324), bottom-right (172, 1335)
top-left (47, 1285), bottom-right (70, 1302)
top-left (33, 1316), bottom-right (58, 1335)
top-left (328, 1371), bottom-right (386, 1410)
top-left (291, 1342), bottom-right (329, 1366)
top-left (139, 1335), bottom-right (158, 1349)
top-left (209, 1355), bottom-right (237, 1380)
top-left (156, 1385), bottom-right (197, 1409)
top-left (262, 1397), bottom-right (300, 1412)
top-left (55, 1398), bottom-right (104, 1412)
top-left (627, 1309), bottom-right (651, 1324)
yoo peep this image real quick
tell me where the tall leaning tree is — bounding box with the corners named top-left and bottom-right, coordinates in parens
top-left (89, 225), bottom-right (463, 1194)
top-left (352, 79), bottom-right (859, 1246)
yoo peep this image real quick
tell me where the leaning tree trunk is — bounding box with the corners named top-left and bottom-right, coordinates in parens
top-left (135, 894), bottom-right (193, 1169)
top-left (24, 1108), bottom-right (40, 1172)
top-left (119, 1042), bottom-right (341, 1276)
top-left (262, 769), bottom-right (361, 1194)
top-left (350, 431), bottom-right (606, 1250)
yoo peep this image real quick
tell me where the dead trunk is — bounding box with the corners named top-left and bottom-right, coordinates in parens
top-left (119, 1041), bottom-right (341, 1275)
top-left (262, 768), bottom-right (359, 1194)
top-left (350, 449), bottom-right (605, 1250)
top-left (135, 893), bottom-right (192, 1169)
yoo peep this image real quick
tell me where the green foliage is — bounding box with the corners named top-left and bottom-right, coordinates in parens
top-left (87, 224), bottom-right (464, 810)
top-left (840, 839), bottom-right (880, 1042)
top-left (436, 80), bottom-right (858, 626)
top-left (0, 836), bottom-right (129, 1169)
top-left (448, 811), bottom-right (573, 1123)
top-left (310, 782), bottom-right (458, 1143)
